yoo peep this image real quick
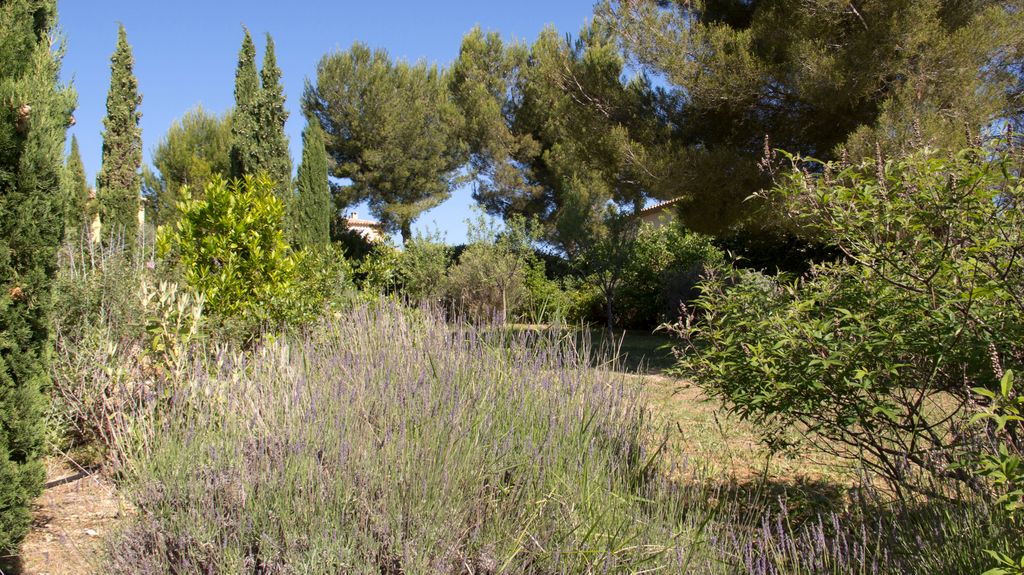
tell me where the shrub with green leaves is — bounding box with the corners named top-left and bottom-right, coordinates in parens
top-left (445, 214), bottom-right (534, 324)
top-left (156, 176), bottom-right (307, 338)
top-left (397, 231), bottom-right (450, 306)
top-left (974, 370), bottom-right (1024, 574)
top-left (672, 142), bottom-right (1024, 494)
top-left (616, 222), bottom-right (722, 329)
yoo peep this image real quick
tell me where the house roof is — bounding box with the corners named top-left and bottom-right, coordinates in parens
top-left (637, 197), bottom-right (683, 217)
top-left (346, 218), bottom-right (383, 229)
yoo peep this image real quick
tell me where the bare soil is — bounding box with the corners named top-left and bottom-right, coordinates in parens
top-left (0, 459), bottom-right (124, 575)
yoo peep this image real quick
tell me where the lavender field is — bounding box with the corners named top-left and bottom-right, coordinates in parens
top-left (80, 303), bottom-right (995, 574)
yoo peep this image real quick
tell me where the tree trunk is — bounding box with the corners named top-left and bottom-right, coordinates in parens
top-left (400, 220), bottom-right (412, 245)
top-left (605, 288), bottom-right (615, 333)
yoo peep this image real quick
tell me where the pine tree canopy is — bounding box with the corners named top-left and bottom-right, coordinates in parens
top-left (450, 24), bottom-right (663, 255)
top-left (145, 106), bottom-right (233, 226)
top-left (96, 23), bottom-right (142, 247)
top-left (303, 43), bottom-right (468, 243)
top-left (0, 0), bottom-right (74, 553)
top-left (595, 0), bottom-right (1024, 233)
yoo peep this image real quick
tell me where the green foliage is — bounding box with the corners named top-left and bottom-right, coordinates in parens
top-left (303, 43), bottom-right (467, 242)
top-left (229, 28), bottom-right (259, 179)
top-left (519, 257), bottom-right (570, 324)
top-left (0, 0), bottom-right (74, 552)
top-left (572, 205), bottom-right (640, 331)
top-left (255, 34), bottom-right (292, 204)
top-left (445, 213), bottom-right (534, 323)
top-left (96, 24), bottom-right (142, 249)
top-left (293, 119), bottom-right (331, 247)
top-left (62, 134), bottom-right (90, 238)
top-left (975, 370), bottom-right (1024, 575)
top-left (597, 0), bottom-right (1024, 234)
top-left (616, 223), bottom-right (723, 329)
top-left (672, 142), bottom-right (1024, 493)
top-left (229, 30), bottom-right (292, 206)
top-left (397, 231), bottom-right (450, 306)
top-left (354, 241), bottom-right (402, 296)
top-left (156, 176), bottom-right (307, 339)
top-left (145, 106), bottom-right (232, 226)
top-left (450, 25), bottom-right (664, 253)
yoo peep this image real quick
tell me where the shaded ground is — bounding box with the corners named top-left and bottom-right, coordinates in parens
top-left (0, 459), bottom-right (123, 575)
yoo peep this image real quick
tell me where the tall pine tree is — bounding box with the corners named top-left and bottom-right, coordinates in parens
top-left (596, 0), bottom-right (1024, 234)
top-left (0, 0), bottom-right (75, 552)
top-left (304, 43), bottom-right (467, 243)
top-left (96, 23), bottom-right (142, 249)
top-left (294, 119), bottom-right (331, 246)
top-left (62, 134), bottom-right (90, 240)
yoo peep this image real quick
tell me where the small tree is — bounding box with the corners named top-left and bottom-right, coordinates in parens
top-left (146, 106), bottom-right (232, 226)
top-left (446, 213), bottom-right (534, 324)
top-left (672, 142), bottom-right (1024, 495)
top-left (63, 134), bottom-right (91, 239)
top-left (97, 24), bottom-right (142, 250)
top-left (156, 176), bottom-right (303, 337)
top-left (397, 231), bottom-right (450, 306)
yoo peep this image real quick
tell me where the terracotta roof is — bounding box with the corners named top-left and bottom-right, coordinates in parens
top-left (346, 218), bottom-right (383, 228)
top-left (637, 197), bottom-right (683, 217)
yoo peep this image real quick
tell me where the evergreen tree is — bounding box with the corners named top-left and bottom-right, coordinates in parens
top-left (146, 106), bottom-right (232, 226)
top-left (230, 27), bottom-right (259, 179)
top-left (62, 134), bottom-right (90, 239)
top-left (230, 31), bottom-right (291, 190)
top-left (0, 0), bottom-right (75, 552)
top-left (294, 119), bottom-right (331, 246)
top-left (450, 25), bottom-right (661, 255)
top-left (96, 23), bottom-right (142, 248)
top-left (304, 43), bottom-right (467, 243)
top-left (257, 34), bottom-right (292, 204)
top-left (596, 0), bottom-right (1024, 234)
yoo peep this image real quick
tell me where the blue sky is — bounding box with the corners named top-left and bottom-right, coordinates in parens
top-left (58, 0), bottom-right (597, 245)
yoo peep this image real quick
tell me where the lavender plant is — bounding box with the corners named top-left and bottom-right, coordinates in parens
top-left (106, 303), bottom-right (715, 573)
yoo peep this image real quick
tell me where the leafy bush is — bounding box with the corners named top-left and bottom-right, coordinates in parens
top-left (49, 240), bottom-right (147, 458)
top-left (397, 231), bottom-right (450, 305)
top-left (616, 223), bottom-right (723, 329)
top-left (156, 176), bottom-right (311, 340)
top-left (672, 143), bottom-right (1024, 494)
top-left (517, 257), bottom-right (570, 324)
top-left (445, 214), bottom-right (534, 323)
top-left (973, 370), bottom-right (1024, 574)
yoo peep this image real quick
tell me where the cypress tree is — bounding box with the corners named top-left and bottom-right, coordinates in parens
top-left (0, 0), bottom-right (75, 552)
top-left (229, 27), bottom-right (259, 179)
top-left (231, 29), bottom-right (293, 234)
top-left (257, 34), bottom-right (292, 203)
top-left (96, 23), bottom-right (142, 249)
top-left (62, 134), bottom-right (90, 240)
top-left (294, 120), bottom-right (331, 246)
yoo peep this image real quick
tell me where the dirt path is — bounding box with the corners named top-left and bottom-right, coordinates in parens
top-left (0, 459), bottom-right (124, 575)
